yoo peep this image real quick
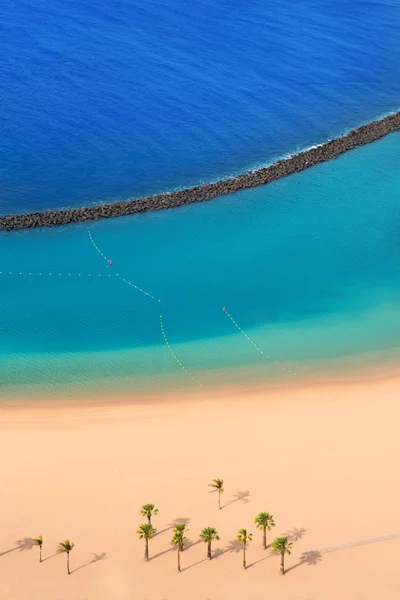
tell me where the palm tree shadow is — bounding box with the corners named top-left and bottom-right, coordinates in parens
top-left (149, 547), bottom-right (174, 561)
top-left (285, 550), bottom-right (323, 573)
top-left (212, 547), bottom-right (225, 559)
top-left (184, 539), bottom-right (202, 551)
top-left (42, 552), bottom-right (58, 562)
top-left (0, 538), bottom-right (35, 557)
top-left (225, 539), bottom-right (242, 554)
top-left (283, 527), bottom-right (307, 542)
top-left (71, 552), bottom-right (107, 574)
top-left (223, 491), bottom-right (251, 508)
top-left (173, 518), bottom-right (191, 525)
top-left (181, 558), bottom-right (207, 572)
top-left (156, 517), bottom-right (191, 537)
top-left (247, 553), bottom-right (273, 568)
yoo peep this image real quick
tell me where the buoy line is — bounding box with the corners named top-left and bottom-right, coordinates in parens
top-left (222, 306), bottom-right (297, 375)
top-left (0, 271), bottom-right (113, 278)
top-left (88, 230), bottom-right (201, 382)
top-left (88, 230), bottom-right (111, 263)
top-left (159, 315), bottom-right (201, 386)
top-left (87, 230), bottom-right (160, 302)
top-left (1, 232), bottom-right (299, 387)
top-left (222, 306), bottom-right (267, 357)
top-left (121, 277), bottom-right (161, 302)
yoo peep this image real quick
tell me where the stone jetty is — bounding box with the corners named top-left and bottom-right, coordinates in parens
top-left (1, 112), bottom-right (399, 231)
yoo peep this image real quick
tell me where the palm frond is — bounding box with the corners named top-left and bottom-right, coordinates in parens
top-left (32, 536), bottom-right (43, 547)
top-left (140, 504), bottom-right (158, 518)
top-left (208, 478), bottom-right (224, 492)
top-left (171, 523), bottom-right (188, 545)
top-left (57, 539), bottom-right (74, 553)
top-left (271, 536), bottom-right (292, 555)
top-left (137, 524), bottom-right (157, 540)
top-left (199, 527), bottom-right (220, 542)
top-left (237, 529), bottom-right (252, 544)
top-left (254, 512), bottom-right (275, 530)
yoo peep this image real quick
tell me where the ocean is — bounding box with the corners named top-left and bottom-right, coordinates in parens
top-left (0, 0), bottom-right (400, 397)
top-left (1, 0), bottom-right (399, 213)
top-left (1, 132), bottom-right (400, 396)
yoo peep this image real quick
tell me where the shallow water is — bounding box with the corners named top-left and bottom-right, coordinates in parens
top-left (1, 133), bottom-right (400, 396)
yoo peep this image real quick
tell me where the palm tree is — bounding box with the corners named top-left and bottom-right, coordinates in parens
top-left (137, 523), bottom-right (157, 561)
top-left (57, 540), bottom-right (74, 575)
top-left (32, 536), bottom-right (43, 562)
top-left (171, 524), bottom-right (188, 572)
top-left (254, 512), bottom-right (275, 549)
top-left (208, 478), bottom-right (224, 509)
top-left (237, 529), bottom-right (252, 569)
top-left (173, 523), bottom-right (188, 551)
top-left (271, 536), bottom-right (292, 574)
top-left (140, 504), bottom-right (159, 525)
top-left (199, 527), bottom-right (220, 560)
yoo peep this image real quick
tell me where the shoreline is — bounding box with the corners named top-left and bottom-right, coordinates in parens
top-left (1, 111), bottom-right (399, 231)
top-left (1, 355), bottom-right (399, 412)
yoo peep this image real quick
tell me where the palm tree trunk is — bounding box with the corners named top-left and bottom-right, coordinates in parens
top-left (263, 528), bottom-right (266, 550)
top-left (243, 543), bottom-right (246, 569)
top-left (218, 490), bottom-right (221, 509)
top-left (179, 540), bottom-right (184, 552)
top-left (67, 552), bottom-right (70, 575)
top-left (145, 539), bottom-right (149, 562)
top-left (280, 552), bottom-right (285, 575)
top-left (177, 547), bottom-right (181, 572)
top-left (207, 541), bottom-right (212, 560)
top-left (39, 546), bottom-right (42, 562)
top-left (147, 516), bottom-right (151, 524)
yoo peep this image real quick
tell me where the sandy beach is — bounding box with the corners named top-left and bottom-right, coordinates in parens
top-left (1, 374), bottom-right (399, 600)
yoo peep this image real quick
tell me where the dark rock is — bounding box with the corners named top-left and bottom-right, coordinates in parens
top-left (1, 112), bottom-right (399, 231)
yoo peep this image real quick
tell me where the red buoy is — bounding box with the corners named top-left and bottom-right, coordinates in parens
top-left (223, 307), bottom-right (226, 311)
top-left (109, 260), bottom-right (113, 265)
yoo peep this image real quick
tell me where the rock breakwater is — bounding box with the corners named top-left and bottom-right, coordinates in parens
top-left (1, 112), bottom-right (399, 231)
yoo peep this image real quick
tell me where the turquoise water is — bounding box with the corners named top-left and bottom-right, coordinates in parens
top-left (1, 133), bottom-right (400, 397)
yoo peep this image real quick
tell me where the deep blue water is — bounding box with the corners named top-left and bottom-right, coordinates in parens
top-left (1, 0), bottom-right (399, 213)
top-left (1, 134), bottom-right (400, 396)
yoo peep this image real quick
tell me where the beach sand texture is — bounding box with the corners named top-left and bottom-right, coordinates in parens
top-left (1, 375), bottom-right (399, 600)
